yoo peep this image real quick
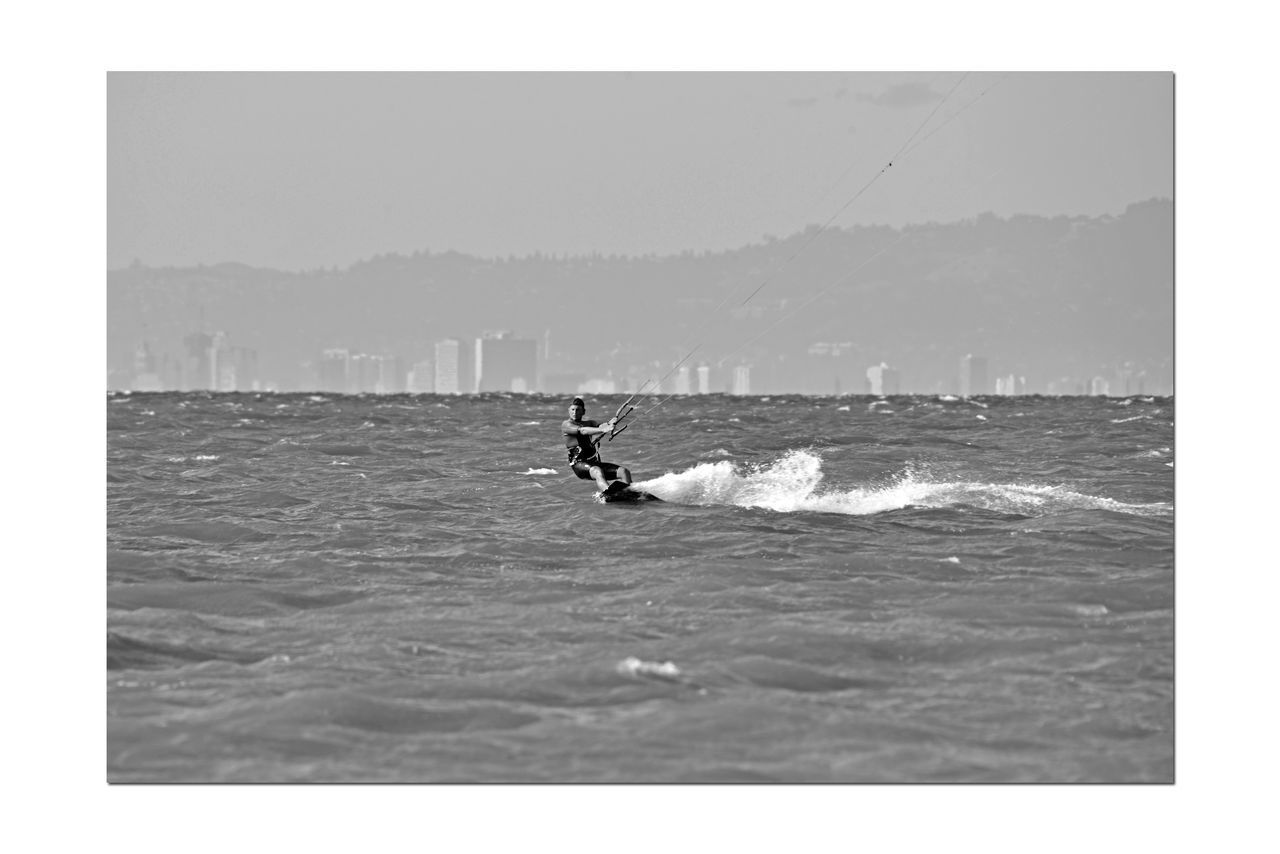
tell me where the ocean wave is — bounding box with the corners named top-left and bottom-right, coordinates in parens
top-left (617, 657), bottom-right (682, 681)
top-left (634, 450), bottom-right (1172, 518)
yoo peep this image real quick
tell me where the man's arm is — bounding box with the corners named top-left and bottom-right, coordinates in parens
top-left (564, 419), bottom-right (613, 437)
top-left (566, 418), bottom-right (615, 438)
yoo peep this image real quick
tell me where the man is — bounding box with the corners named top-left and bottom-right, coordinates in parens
top-left (562, 396), bottom-right (632, 491)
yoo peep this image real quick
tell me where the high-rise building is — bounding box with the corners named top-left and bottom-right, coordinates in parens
top-left (208, 332), bottom-right (233, 390)
top-left (132, 341), bottom-right (161, 391)
top-left (350, 354), bottom-right (382, 393)
top-left (675, 365), bottom-right (691, 395)
top-left (475, 332), bottom-right (538, 393)
top-left (376, 355), bottom-right (404, 394)
top-left (882, 365), bottom-right (901, 395)
top-left (183, 332), bottom-right (213, 391)
top-left (434, 338), bottom-right (471, 394)
top-left (696, 366), bottom-right (716, 396)
top-left (407, 359), bottom-right (434, 393)
top-left (732, 365), bottom-right (751, 395)
top-left (226, 346), bottom-right (258, 391)
top-left (959, 354), bottom-right (988, 397)
top-left (994, 374), bottom-right (1027, 396)
top-left (866, 362), bottom-right (902, 395)
top-left (866, 363), bottom-right (884, 395)
top-left (319, 348), bottom-right (350, 393)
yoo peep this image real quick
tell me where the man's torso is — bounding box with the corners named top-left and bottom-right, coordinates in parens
top-left (562, 418), bottom-right (600, 463)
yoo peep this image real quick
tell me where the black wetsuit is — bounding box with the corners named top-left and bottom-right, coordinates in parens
top-left (562, 418), bottom-right (621, 481)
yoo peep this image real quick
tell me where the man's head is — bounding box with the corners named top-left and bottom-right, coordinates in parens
top-left (569, 396), bottom-right (585, 419)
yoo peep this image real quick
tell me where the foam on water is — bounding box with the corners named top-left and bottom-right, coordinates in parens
top-left (618, 657), bottom-right (682, 680)
top-left (635, 449), bottom-right (1172, 517)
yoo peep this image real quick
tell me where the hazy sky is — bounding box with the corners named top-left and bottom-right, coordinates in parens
top-left (107, 71), bottom-right (1171, 271)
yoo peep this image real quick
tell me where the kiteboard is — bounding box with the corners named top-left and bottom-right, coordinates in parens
top-left (598, 480), bottom-right (662, 504)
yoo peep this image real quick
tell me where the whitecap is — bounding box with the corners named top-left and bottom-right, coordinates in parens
top-left (519, 421), bottom-right (541, 426)
top-left (618, 657), bottom-right (681, 680)
top-left (976, 414), bottom-right (988, 421)
top-left (523, 468), bottom-right (557, 475)
top-left (836, 405), bottom-right (851, 412)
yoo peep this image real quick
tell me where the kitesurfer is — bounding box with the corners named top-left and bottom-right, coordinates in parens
top-left (562, 396), bottom-right (632, 491)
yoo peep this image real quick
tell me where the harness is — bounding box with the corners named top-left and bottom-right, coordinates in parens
top-left (567, 441), bottom-right (600, 467)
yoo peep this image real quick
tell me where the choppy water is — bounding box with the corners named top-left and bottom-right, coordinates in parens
top-left (107, 392), bottom-right (1173, 782)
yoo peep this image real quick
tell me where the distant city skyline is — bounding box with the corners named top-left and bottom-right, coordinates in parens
top-left (107, 199), bottom-right (1173, 396)
top-left (116, 328), bottom-right (1168, 398)
top-left (108, 72), bottom-right (1171, 272)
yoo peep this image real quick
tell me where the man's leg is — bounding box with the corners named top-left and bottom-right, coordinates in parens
top-left (597, 462), bottom-right (632, 487)
top-left (588, 464), bottom-right (610, 491)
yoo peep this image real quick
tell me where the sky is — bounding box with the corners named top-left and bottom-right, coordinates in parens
top-left (107, 71), bottom-right (1171, 271)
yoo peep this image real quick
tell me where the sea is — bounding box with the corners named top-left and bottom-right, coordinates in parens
top-left (106, 391), bottom-right (1174, 783)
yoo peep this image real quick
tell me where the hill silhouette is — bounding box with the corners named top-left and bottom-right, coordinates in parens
top-left (107, 199), bottom-right (1172, 394)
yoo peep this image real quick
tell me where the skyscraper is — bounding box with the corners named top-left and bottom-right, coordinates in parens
top-left (319, 348), bottom-right (350, 393)
top-left (434, 339), bottom-right (463, 394)
top-left (675, 365), bottom-right (691, 395)
top-left (376, 355), bottom-right (404, 394)
top-left (227, 346), bottom-right (258, 391)
top-left (407, 359), bottom-right (434, 393)
top-left (696, 364), bottom-right (711, 394)
top-left (182, 332), bottom-right (213, 391)
top-left (882, 365), bottom-right (901, 395)
top-left (959, 354), bottom-right (989, 397)
top-left (732, 365), bottom-right (751, 395)
top-left (866, 362), bottom-right (901, 396)
top-left (866, 363), bottom-right (884, 395)
top-left (132, 341), bottom-right (161, 391)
